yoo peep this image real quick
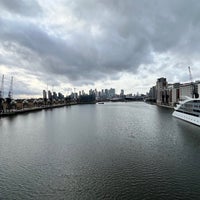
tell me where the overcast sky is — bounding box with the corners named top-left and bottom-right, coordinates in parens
top-left (0, 0), bottom-right (200, 98)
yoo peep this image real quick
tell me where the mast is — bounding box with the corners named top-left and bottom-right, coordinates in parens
top-left (0, 74), bottom-right (4, 99)
top-left (188, 66), bottom-right (193, 83)
top-left (8, 76), bottom-right (13, 99)
top-left (188, 66), bottom-right (197, 98)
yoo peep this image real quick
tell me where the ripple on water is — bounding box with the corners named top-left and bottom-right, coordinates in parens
top-left (1, 103), bottom-right (200, 199)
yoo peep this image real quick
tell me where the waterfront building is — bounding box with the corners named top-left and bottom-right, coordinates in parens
top-left (194, 81), bottom-right (200, 98)
top-left (171, 83), bottom-right (180, 106)
top-left (149, 78), bottom-right (200, 107)
top-left (166, 84), bottom-right (175, 106)
top-left (149, 86), bottom-right (156, 102)
top-left (156, 77), bottom-right (168, 104)
top-left (197, 82), bottom-right (200, 95)
top-left (180, 83), bottom-right (194, 99)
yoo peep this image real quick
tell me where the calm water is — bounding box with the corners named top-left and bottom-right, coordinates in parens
top-left (0, 102), bottom-right (200, 200)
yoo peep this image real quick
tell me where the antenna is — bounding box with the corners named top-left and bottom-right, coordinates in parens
top-left (0, 74), bottom-right (4, 99)
top-left (8, 76), bottom-right (13, 99)
top-left (188, 66), bottom-right (193, 83)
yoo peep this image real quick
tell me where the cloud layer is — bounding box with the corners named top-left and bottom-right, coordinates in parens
top-left (1, 0), bottom-right (200, 97)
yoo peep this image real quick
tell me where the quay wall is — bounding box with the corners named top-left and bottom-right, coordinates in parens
top-left (0, 103), bottom-right (74, 118)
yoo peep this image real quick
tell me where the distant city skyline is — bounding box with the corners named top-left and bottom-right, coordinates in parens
top-left (1, 0), bottom-right (200, 98)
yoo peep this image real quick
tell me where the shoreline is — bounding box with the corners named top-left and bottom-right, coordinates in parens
top-left (145, 101), bottom-right (174, 109)
top-left (157, 104), bottom-right (174, 109)
top-left (0, 101), bottom-right (175, 118)
top-left (0, 103), bottom-right (74, 118)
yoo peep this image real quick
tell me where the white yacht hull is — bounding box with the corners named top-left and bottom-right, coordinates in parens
top-left (172, 111), bottom-right (200, 126)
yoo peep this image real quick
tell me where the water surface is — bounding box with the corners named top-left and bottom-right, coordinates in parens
top-left (0, 102), bottom-right (200, 199)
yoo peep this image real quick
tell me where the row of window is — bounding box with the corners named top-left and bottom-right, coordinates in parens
top-left (175, 112), bottom-right (200, 125)
top-left (193, 109), bottom-right (200, 113)
top-left (177, 110), bottom-right (199, 117)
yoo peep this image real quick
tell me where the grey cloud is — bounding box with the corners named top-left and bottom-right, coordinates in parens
top-left (1, 0), bottom-right (200, 89)
top-left (0, 17), bottom-right (150, 83)
top-left (0, 0), bottom-right (42, 16)
top-left (70, 0), bottom-right (200, 53)
top-left (14, 87), bottom-right (39, 97)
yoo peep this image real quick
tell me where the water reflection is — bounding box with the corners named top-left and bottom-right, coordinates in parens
top-left (175, 119), bottom-right (200, 147)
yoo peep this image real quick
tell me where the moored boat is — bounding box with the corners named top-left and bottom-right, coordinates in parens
top-left (172, 96), bottom-right (200, 126)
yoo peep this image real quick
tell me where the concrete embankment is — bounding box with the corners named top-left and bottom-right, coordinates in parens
top-left (145, 101), bottom-right (174, 109)
top-left (0, 103), bottom-right (74, 118)
top-left (157, 104), bottom-right (174, 109)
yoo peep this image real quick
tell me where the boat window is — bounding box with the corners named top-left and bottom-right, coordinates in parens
top-left (193, 109), bottom-right (200, 113)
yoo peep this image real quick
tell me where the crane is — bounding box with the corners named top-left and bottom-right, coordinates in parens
top-left (8, 76), bottom-right (13, 99)
top-left (5, 76), bottom-right (14, 111)
top-left (188, 66), bottom-right (193, 83)
top-left (0, 75), bottom-right (4, 113)
top-left (0, 74), bottom-right (4, 99)
top-left (188, 66), bottom-right (198, 98)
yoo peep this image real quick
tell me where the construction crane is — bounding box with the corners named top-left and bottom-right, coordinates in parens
top-left (8, 76), bottom-right (13, 99)
top-left (5, 76), bottom-right (13, 111)
top-left (0, 74), bottom-right (4, 99)
top-left (0, 75), bottom-right (4, 113)
top-left (188, 66), bottom-right (193, 83)
top-left (188, 66), bottom-right (198, 98)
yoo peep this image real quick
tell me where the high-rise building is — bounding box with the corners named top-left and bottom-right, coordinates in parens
top-left (43, 90), bottom-right (47, 99)
top-left (120, 89), bottom-right (124, 97)
top-left (53, 92), bottom-right (57, 100)
top-left (149, 86), bottom-right (156, 101)
top-left (109, 88), bottom-right (115, 98)
top-left (58, 92), bottom-right (64, 99)
top-left (48, 90), bottom-right (52, 100)
top-left (105, 89), bottom-right (109, 98)
top-left (89, 89), bottom-right (93, 95)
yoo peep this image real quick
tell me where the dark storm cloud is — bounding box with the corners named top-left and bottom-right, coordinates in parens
top-left (0, 0), bottom-right (42, 16)
top-left (0, 17), bottom-right (148, 82)
top-left (1, 0), bottom-right (200, 86)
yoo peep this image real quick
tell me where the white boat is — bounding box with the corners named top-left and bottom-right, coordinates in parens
top-left (172, 96), bottom-right (200, 126)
